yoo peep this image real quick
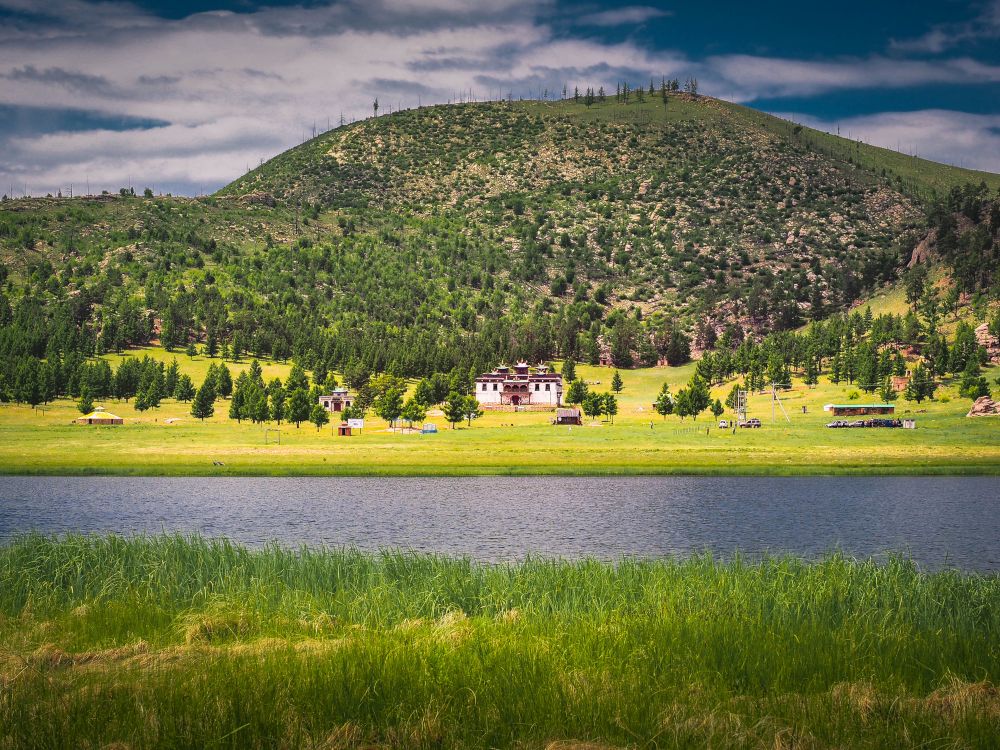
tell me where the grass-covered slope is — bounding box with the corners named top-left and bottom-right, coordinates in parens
top-left (221, 96), bottom-right (932, 322)
top-left (2, 95), bottom-right (998, 378)
top-left (721, 100), bottom-right (1000, 200)
top-left (2, 534), bottom-right (998, 749)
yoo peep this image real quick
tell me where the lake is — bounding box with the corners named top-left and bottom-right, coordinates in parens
top-left (0, 476), bottom-right (997, 570)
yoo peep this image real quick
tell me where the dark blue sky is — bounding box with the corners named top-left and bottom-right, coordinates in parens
top-left (1, 0), bottom-right (998, 195)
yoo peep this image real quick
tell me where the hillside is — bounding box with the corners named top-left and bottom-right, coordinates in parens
top-left (1, 94), bottom-right (998, 378)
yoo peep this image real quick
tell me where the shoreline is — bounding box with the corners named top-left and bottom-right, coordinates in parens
top-left (2, 462), bottom-right (999, 477)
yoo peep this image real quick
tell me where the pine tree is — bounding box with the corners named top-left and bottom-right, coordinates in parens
top-left (77, 386), bottom-right (93, 415)
top-left (142, 379), bottom-right (162, 409)
top-left (270, 385), bottom-right (286, 424)
top-left (309, 403), bottom-right (330, 431)
top-left (191, 382), bottom-right (215, 421)
top-left (174, 374), bottom-right (195, 402)
top-left (878, 377), bottom-right (897, 403)
top-left (830, 350), bottom-right (842, 384)
top-left (904, 363), bottom-right (935, 403)
top-left (443, 391), bottom-right (465, 429)
top-left (165, 358), bottom-right (180, 396)
top-left (288, 388), bottom-right (311, 427)
top-left (856, 344), bottom-right (879, 394)
top-left (565, 379), bottom-right (588, 404)
top-left (250, 388), bottom-right (270, 423)
top-left (215, 364), bottom-right (233, 398)
top-left (711, 398), bottom-right (724, 419)
top-left (611, 370), bottom-right (624, 393)
top-left (462, 395), bottom-right (483, 427)
top-left (804, 352), bottom-right (818, 385)
top-left (582, 391), bottom-right (602, 421)
top-left (654, 383), bottom-right (673, 418)
top-left (228, 385), bottom-right (245, 423)
top-left (684, 375), bottom-right (711, 420)
top-left (249, 359), bottom-right (264, 386)
top-left (959, 358), bottom-right (991, 399)
top-left (602, 392), bottom-right (618, 424)
top-left (561, 358), bottom-right (576, 382)
top-left (400, 397), bottom-right (426, 428)
top-left (375, 387), bottom-right (404, 429)
top-left (673, 388), bottom-right (692, 420)
top-left (286, 364), bottom-right (308, 392)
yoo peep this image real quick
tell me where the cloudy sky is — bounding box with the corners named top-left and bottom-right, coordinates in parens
top-left (2, 0), bottom-right (999, 196)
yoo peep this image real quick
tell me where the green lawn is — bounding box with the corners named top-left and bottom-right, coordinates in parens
top-left (2, 359), bottom-right (997, 475)
top-left (2, 535), bottom-right (998, 749)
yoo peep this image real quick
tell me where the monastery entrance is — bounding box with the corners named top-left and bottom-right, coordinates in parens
top-left (510, 395), bottom-right (521, 405)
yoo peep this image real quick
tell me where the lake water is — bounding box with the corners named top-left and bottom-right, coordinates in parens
top-left (0, 476), bottom-right (998, 570)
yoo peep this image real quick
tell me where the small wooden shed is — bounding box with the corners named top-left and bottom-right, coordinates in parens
top-left (554, 407), bottom-right (582, 425)
top-left (76, 407), bottom-right (123, 425)
top-left (337, 422), bottom-right (351, 436)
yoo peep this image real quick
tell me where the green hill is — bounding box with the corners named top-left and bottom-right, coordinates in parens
top-left (2, 94), bottom-right (998, 377)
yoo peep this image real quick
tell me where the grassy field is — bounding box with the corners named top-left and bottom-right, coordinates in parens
top-left (1, 353), bottom-right (998, 475)
top-left (1, 534), bottom-right (997, 749)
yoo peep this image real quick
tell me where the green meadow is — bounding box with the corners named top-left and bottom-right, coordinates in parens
top-left (1, 534), bottom-right (998, 749)
top-left (0, 351), bottom-right (997, 475)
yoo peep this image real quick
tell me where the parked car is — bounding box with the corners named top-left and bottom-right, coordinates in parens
top-left (740, 418), bottom-right (762, 428)
top-left (718, 420), bottom-right (729, 429)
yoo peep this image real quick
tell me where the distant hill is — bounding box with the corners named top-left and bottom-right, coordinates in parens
top-left (2, 94), bottom-right (998, 375)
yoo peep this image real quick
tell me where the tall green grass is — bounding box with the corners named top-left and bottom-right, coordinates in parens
top-left (1, 534), bottom-right (998, 748)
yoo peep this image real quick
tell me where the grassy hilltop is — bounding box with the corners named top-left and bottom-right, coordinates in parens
top-left (2, 534), bottom-right (998, 749)
top-left (2, 93), bottom-right (998, 377)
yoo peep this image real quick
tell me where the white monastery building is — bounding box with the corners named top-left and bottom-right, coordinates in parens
top-left (318, 388), bottom-right (355, 413)
top-left (475, 362), bottom-right (563, 409)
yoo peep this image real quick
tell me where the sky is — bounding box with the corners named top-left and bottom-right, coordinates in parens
top-left (1, 0), bottom-right (999, 197)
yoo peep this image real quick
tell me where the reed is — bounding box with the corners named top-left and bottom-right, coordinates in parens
top-left (1, 534), bottom-right (998, 748)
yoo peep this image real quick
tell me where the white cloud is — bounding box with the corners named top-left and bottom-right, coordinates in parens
top-left (577, 5), bottom-right (671, 27)
top-left (890, 0), bottom-right (1000, 53)
top-left (778, 109), bottom-right (1000, 175)
top-left (0, 0), bottom-right (687, 194)
top-left (704, 54), bottom-right (1000, 101)
top-left (0, 0), bottom-right (997, 195)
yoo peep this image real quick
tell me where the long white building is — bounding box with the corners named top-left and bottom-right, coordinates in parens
top-left (475, 362), bottom-right (563, 409)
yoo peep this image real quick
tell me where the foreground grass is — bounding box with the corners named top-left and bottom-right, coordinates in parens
top-left (1, 361), bottom-right (998, 476)
top-left (1, 535), bottom-right (998, 749)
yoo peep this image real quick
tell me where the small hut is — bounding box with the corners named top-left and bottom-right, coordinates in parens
top-left (337, 422), bottom-right (351, 436)
top-left (76, 407), bottom-right (123, 425)
top-left (554, 407), bottom-right (582, 425)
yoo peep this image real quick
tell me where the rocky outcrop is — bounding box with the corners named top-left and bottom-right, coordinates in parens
top-left (907, 214), bottom-right (976, 268)
top-left (908, 229), bottom-right (934, 267)
top-left (975, 323), bottom-right (1000, 363)
top-left (967, 396), bottom-right (1000, 417)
